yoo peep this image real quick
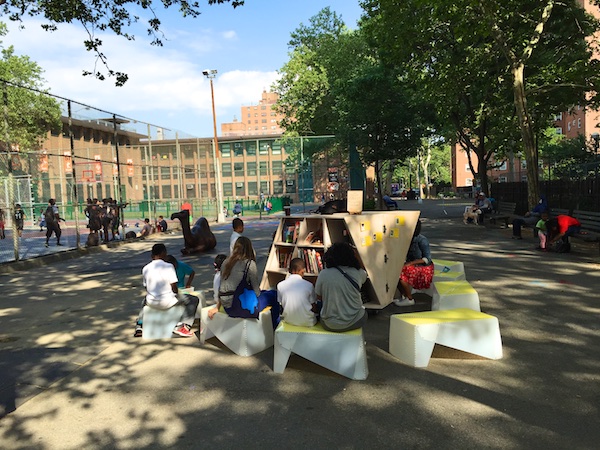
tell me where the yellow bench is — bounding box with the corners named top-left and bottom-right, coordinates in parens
top-left (431, 280), bottom-right (480, 311)
top-left (274, 322), bottom-right (368, 380)
top-left (389, 309), bottom-right (502, 367)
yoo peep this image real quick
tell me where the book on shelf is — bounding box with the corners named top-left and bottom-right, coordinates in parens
top-left (305, 231), bottom-right (315, 243)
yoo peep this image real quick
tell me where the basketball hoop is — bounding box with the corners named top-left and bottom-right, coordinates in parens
top-left (81, 170), bottom-right (95, 183)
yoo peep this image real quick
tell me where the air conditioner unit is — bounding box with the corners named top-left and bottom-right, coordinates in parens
top-left (186, 184), bottom-right (194, 189)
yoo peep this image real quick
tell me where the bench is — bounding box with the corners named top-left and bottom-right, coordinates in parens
top-left (431, 280), bottom-right (480, 311)
top-left (273, 322), bottom-right (368, 380)
top-left (142, 305), bottom-right (186, 339)
top-left (571, 210), bottom-right (600, 254)
top-left (200, 306), bottom-right (274, 356)
top-left (389, 308), bottom-right (503, 368)
top-left (489, 201), bottom-right (516, 227)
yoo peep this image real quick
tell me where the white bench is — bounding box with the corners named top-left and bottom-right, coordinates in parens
top-left (200, 306), bottom-right (274, 356)
top-left (431, 280), bottom-right (480, 311)
top-left (413, 266), bottom-right (466, 297)
top-left (432, 259), bottom-right (465, 275)
top-left (389, 308), bottom-right (503, 367)
top-left (142, 305), bottom-right (186, 339)
top-left (273, 322), bottom-right (368, 380)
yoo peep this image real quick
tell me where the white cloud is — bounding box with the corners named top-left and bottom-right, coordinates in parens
top-left (2, 19), bottom-right (279, 136)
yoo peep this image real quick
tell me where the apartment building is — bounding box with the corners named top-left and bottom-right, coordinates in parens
top-left (221, 90), bottom-right (286, 137)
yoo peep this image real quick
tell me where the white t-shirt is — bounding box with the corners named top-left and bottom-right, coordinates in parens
top-left (213, 271), bottom-right (221, 304)
top-left (277, 274), bottom-right (317, 327)
top-left (142, 259), bottom-right (178, 309)
top-left (230, 231), bottom-right (243, 254)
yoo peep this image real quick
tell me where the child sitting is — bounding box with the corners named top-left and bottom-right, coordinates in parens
top-left (212, 254), bottom-right (227, 305)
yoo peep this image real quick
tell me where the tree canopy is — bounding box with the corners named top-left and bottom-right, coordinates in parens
top-left (0, 0), bottom-right (244, 85)
top-left (361, 0), bottom-right (600, 206)
top-left (0, 23), bottom-right (61, 177)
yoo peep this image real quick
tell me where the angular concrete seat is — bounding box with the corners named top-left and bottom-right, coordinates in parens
top-left (432, 259), bottom-right (465, 275)
top-left (200, 306), bottom-right (274, 356)
top-left (431, 280), bottom-right (480, 311)
top-left (142, 305), bottom-right (185, 339)
top-left (413, 267), bottom-right (466, 297)
top-left (389, 308), bottom-right (503, 367)
top-left (274, 322), bottom-right (368, 380)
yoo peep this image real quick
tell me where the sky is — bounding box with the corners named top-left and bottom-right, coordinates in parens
top-left (3, 1), bottom-right (364, 140)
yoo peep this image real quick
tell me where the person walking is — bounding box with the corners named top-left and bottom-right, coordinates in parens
top-left (13, 204), bottom-right (25, 238)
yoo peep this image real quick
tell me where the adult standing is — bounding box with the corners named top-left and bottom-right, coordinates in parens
top-left (44, 198), bottom-right (62, 247)
top-left (394, 220), bottom-right (434, 307)
top-left (315, 242), bottom-right (368, 332)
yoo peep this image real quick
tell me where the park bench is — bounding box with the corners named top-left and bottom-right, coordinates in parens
top-left (273, 322), bottom-right (368, 380)
top-left (571, 210), bottom-right (600, 255)
top-left (489, 201), bottom-right (516, 227)
top-left (389, 308), bottom-right (503, 368)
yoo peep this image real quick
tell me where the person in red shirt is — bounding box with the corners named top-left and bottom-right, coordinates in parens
top-left (546, 215), bottom-right (581, 248)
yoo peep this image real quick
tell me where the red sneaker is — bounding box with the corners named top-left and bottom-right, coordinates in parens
top-left (173, 325), bottom-right (194, 337)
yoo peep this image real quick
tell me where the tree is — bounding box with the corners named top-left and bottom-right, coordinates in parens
top-left (362, 0), bottom-right (600, 207)
top-left (274, 8), bottom-right (429, 207)
top-left (477, 0), bottom-right (600, 208)
top-left (0, 23), bottom-right (61, 177)
top-left (0, 0), bottom-right (244, 85)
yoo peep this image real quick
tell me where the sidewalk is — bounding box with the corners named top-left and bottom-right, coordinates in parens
top-left (1, 199), bottom-right (599, 449)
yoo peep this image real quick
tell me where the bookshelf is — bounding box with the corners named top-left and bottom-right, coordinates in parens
top-left (260, 211), bottom-right (421, 309)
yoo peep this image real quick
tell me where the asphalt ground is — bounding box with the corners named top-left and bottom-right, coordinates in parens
top-left (0, 199), bottom-right (599, 449)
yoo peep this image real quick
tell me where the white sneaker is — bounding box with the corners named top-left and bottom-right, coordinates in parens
top-left (393, 298), bottom-right (415, 307)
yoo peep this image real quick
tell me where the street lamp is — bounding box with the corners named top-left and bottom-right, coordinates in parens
top-left (203, 69), bottom-right (226, 223)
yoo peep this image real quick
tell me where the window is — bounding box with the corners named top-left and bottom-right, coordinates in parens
top-left (160, 167), bottom-right (170, 180)
top-left (521, 175), bottom-right (528, 182)
top-left (554, 112), bottom-right (563, 121)
top-left (260, 181), bottom-right (269, 195)
top-left (497, 161), bottom-right (507, 171)
top-left (220, 143), bottom-right (231, 157)
top-left (246, 142), bottom-right (257, 156)
top-left (234, 162), bottom-right (244, 176)
top-left (223, 182), bottom-right (233, 196)
top-left (465, 164), bottom-right (470, 172)
top-left (271, 142), bottom-right (282, 155)
top-left (273, 180), bottom-right (283, 194)
top-left (162, 185), bottom-right (172, 198)
top-left (272, 161), bottom-right (283, 175)
top-left (234, 142), bottom-right (244, 156)
top-left (286, 179), bottom-right (296, 193)
top-left (521, 160), bottom-right (527, 169)
top-left (578, 118), bottom-right (582, 128)
top-left (259, 141), bottom-right (270, 155)
top-left (200, 183), bottom-right (208, 196)
top-left (222, 163), bottom-right (232, 177)
top-left (247, 181), bottom-right (258, 195)
top-left (465, 178), bottom-right (473, 186)
top-left (236, 182), bottom-right (245, 196)
top-left (260, 161), bottom-right (269, 175)
top-left (555, 127), bottom-right (563, 134)
top-left (198, 163), bottom-right (207, 177)
top-left (262, 119), bottom-right (267, 123)
top-left (185, 165), bottom-right (195, 179)
top-left (498, 176), bottom-right (508, 183)
top-left (261, 105), bottom-right (266, 110)
top-left (247, 161), bottom-right (257, 176)
top-left (181, 144), bottom-right (195, 158)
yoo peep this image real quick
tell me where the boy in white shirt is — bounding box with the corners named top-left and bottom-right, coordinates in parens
top-left (229, 218), bottom-right (244, 254)
top-left (277, 258), bottom-right (317, 327)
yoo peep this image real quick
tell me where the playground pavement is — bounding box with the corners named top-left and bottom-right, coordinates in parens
top-left (0, 199), bottom-right (599, 449)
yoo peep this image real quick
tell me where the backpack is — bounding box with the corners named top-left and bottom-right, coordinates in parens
top-left (44, 206), bottom-right (56, 224)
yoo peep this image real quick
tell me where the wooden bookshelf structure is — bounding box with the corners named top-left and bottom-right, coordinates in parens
top-left (260, 211), bottom-right (420, 309)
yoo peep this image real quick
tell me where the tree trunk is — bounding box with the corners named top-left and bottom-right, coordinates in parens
top-left (512, 63), bottom-right (540, 208)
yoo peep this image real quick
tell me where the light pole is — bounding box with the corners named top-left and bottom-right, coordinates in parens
top-left (203, 69), bottom-right (226, 223)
